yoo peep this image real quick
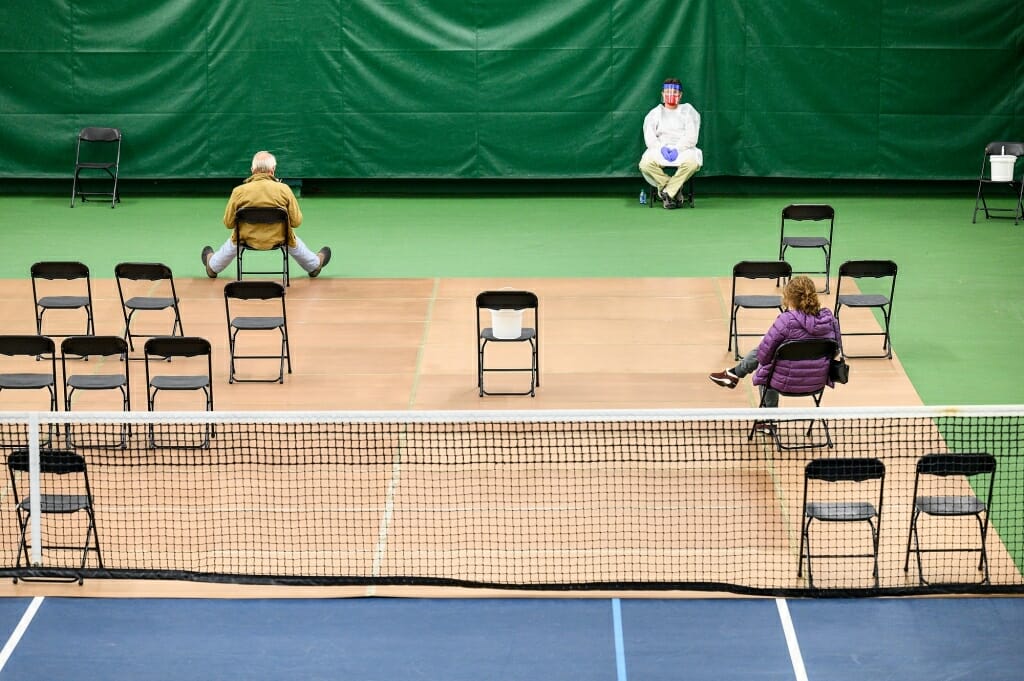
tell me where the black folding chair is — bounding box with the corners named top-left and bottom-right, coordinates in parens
top-left (115, 263), bottom-right (184, 353)
top-left (748, 338), bottom-right (839, 450)
top-left (8, 449), bottom-right (102, 584)
top-left (234, 206), bottom-right (290, 287)
top-left (476, 290), bottom-right (539, 397)
top-left (778, 204), bottom-right (834, 294)
top-left (224, 281), bottom-right (291, 383)
top-left (61, 336), bottom-right (130, 448)
top-left (31, 261), bottom-right (95, 339)
top-left (972, 141), bottom-right (1023, 225)
top-left (728, 261), bottom-right (792, 360)
top-left (833, 260), bottom-right (897, 359)
top-left (144, 337), bottom-right (214, 448)
top-left (904, 453), bottom-right (996, 586)
top-left (0, 335), bottom-right (57, 412)
top-left (71, 126), bottom-right (122, 208)
top-left (798, 457), bottom-right (885, 588)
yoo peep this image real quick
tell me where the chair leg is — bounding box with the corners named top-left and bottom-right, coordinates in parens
top-left (478, 341), bottom-right (485, 396)
top-left (977, 515), bottom-right (990, 583)
top-left (803, 521), bottom-right (815, 587)
top-left (869, 518), bottom-right (880, 588)
top-left (797, 517), bottom-right (809, 578)
top-left (822, 246), bottom-right (831, 294)
top-left (903, 508), bottom-right (926, 585)
top-left (728, 307), bottom-right (743, 360)
top-left (532, 337), bottom-right (540, 395)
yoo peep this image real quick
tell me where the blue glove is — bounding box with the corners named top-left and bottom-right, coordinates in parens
top-left (661, 146), bottom-right (678, 162)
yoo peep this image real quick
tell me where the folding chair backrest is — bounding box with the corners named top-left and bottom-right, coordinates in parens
top-left (236, 206), bottom-right (289, 225)
top-left (838, 260), bottom-right (897, 280)
top-left (61, 335), bottom-right (128, 359)
top-left (916, 453), bottom-right (996, 478)
top-left (235, 207), bottom-right (289, 247)
top-left (115, 262), bottom-right (173, 282)
top-left (0, 335), bottom-right (55, 357)
top-left (225, 280), bottom-right (286, 301)
top-left (984, 141), bottom-right (1024, 158)
top-left (79, 127), bottom-right (121, 144)
top-left (773, 338), bottom-right (838, 363)
top-left (31, 261), bottom-right (90, 281)
top-left (733, 260), bottom-right (792, 281)
top-left (9, 448), bottom-right (87, 475)
top-left (782, 204), bottom-right (834, 222)
top-left (806, 457), bottom-right (884, 483)
top-left (144, 336), bottom-right (211, 359)
top-left (476, 291), bottom-right (538, 311)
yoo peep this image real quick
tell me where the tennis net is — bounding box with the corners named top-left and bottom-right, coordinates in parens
top-left (0, 405), bottom-right (1021, 595)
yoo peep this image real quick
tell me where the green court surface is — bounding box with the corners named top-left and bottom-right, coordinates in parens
top-left (3, 192), bottom-right (1022, 406)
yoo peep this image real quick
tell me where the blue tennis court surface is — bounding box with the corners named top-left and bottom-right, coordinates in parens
top-left (0, 596), bottom-right (1021, 680)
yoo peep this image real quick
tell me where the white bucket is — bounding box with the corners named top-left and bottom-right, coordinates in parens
top-left (990, 155), bottom-right (1016, 182)
top-left (489, 309), bottom-right (523, 339)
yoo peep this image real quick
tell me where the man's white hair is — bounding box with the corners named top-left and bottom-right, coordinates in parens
top-left (251, 151), bottom-right (277, 174)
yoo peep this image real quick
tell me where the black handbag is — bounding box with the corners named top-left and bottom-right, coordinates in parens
top-left (829, 357), bottom-right (850, 384)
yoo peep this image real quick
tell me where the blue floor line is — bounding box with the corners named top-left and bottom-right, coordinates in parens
top-left (612, 598), bottom-right (627, 681)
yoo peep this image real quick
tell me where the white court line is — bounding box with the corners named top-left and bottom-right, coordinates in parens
top-left (0, 596), bottom-right (43, 674)
top-left (366, 278), bottom-right (438, 596)
top-left (776, 598), bottom-right (809, 681)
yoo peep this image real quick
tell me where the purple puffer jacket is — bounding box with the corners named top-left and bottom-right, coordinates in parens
top-left (752, 308), bottom-right (841, 392)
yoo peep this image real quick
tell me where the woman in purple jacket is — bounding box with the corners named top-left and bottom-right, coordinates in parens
top-left (709, 276), bottom-right (841, 416)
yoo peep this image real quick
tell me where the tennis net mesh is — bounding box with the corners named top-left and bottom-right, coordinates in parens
top-left (1, 406), bottom-right (1021, 595)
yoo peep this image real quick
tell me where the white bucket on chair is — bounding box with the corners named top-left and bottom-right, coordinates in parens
top-left (990, 155), bottom-right (1016, 182)
top-left (489, 309), bottom-right (523, 339)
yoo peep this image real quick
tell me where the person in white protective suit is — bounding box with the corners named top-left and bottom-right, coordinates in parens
top-left (638, 78), bottom-right (703, 209)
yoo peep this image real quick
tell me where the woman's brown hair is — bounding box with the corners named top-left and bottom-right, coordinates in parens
top-left (783, 275), bottom-right (821, 315)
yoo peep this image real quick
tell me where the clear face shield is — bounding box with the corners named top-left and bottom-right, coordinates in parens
top-left (662, 83), bottom-right (681, 107)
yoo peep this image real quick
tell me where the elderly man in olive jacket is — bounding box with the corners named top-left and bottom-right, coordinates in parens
top-left (201, 151), bottom-right (331, 278)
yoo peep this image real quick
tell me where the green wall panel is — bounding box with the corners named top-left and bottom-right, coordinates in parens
top-left (343, 113), bottom-right (478, 177)
top-left (344, 49), bottom-right (477, 113)
top-left (0, 2), bottom-right (69, 52)
top-left (72, 52), bottom-right (206, 114)
top-left (0, 0), bottom-right (1020, 180)
top-left (343, 1), bottom-right (475, 51)
top-left (744, 1), bottom-right (883, 47)
top-left (0, 54), bottom-right (74, 114)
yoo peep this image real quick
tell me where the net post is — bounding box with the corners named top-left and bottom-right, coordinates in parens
top-left (27, 412), bottom-right (42, 566)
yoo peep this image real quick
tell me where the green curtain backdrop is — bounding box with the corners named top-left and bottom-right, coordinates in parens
top-left (1, 0), bottom-right (1021, 180)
